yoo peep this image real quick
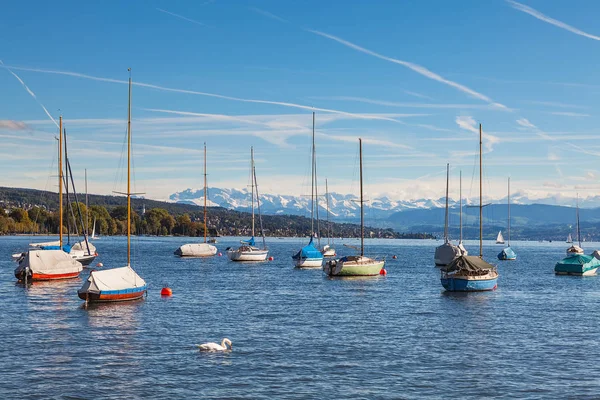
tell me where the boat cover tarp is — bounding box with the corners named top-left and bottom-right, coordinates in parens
top-left (175, 243), bottom-right (217, 257)
top-left (445, 255), bottom-right (495, 274)
top-left (31, 240), bottom-right (95, 254)
top-left (71, 241), bottom-right (96, 254)
top-left (555, 254), bottom-right (600, 274)
top-left (434, 242), bottom-right (461, 265)
top-left (592, 250), bottom-right (600, 260)
top-left (80, 266), bottom-right (146, 294)
top-left (292, 237), bottom-right (323, 260)
top-left (15, 249), bottom-right (82, 276)
top-left (241, 237), bottom-right (256, 246)
top-left (457, 242), bottom-right (468, 256)
top-left (498, 247), bottom-right (516, 260)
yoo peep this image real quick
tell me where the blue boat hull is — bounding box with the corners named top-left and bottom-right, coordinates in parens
top-left (441, 276), bottom-right (498, 292)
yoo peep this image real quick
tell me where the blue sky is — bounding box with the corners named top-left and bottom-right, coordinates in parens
top-left (2, 0), bottom-right (600, 202)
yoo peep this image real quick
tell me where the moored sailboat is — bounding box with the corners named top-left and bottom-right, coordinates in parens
top-left (323, 139), bottom-right (385, 277)
top-left (434, 163), bottom-right (462, 267)
top-left (498, 177), bottom-right (516, 261)
top-left (566, 196), bottom-right (584, 256)
top-left (227, 147), bottom-right (269, 262)
top-left (175, 142), bottom-right (217, 257)
top-left (441, 124), bottom-right (498, 292)
top-left (14, 116), bottom-right (83, 282)
top-left (78, 69), bottom-right (147, 302)
top-left (293, 112), bottom-right (324, 268)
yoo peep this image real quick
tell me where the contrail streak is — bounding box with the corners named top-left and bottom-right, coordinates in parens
top-left (0, 64), bottom-right (404, 124)
top-left (306, 29), bottom-right (507, 109)
top-left (0, 60), bottom-right (58, 128)
top-left (156, 8), bottom-right (205, 26)
top-left (507, 0), bottom-right (600, 41)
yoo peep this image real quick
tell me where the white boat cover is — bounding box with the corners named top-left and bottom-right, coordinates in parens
top-left (567, 245), bottom-right (584, 256)
top-left (434, 242), bottom-right (462, 266)
top-left (80, 266), bottom-right (146, 293)
top-left (176, 243), bottom-right (217, 257)
top-left (457, 242), bottom-right (469, 256)
top-left (15, 249), bottom-right (82, 276)
top-left (71, 241), bottom-right (97, 254)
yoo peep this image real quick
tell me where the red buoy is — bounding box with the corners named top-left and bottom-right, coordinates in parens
top-left (218, 252), bottom-right (222, 256)
top-left (161, 287), bottom-right (173, 296)
top-left (96, 262), bottom-right (104, 268)
top-left (379, 268), bottom-right (387, 276)
top-left (268, 256), bottom-right (274, 261)
top-left (392, 255), bottom-right (397, 259)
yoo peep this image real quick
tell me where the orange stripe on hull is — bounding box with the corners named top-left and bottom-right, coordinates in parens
top-left (31, 271), bottom-right (81, 281)
top-left (79, 291), bottom-right (146, 302)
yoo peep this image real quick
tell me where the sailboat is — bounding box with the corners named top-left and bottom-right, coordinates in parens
top-left (498, 177), bottom-right (516, 261)
top-left (566, 233), bottom-right (573, 244)
top-left (293, 112), bottom-right (324, 268)
top-left (322, 178), bottom-right (336, 258)
top-left (555, 195), bottom-right (592, 275)
top-left (323, 139), bottom-right (385, 276)
top-left (14, 116), bottom-right (83, 281)
top-left (227, 147), bottom-right (269, 262)
top-left (434, 163), bottom-right (462, 267)
top-left (566, 195), bottom-right (584, 256)
top-left (175, 142), bottom-right (218, 257)
top-left (496, 231), bottom-right (505, 244)
top-left (90, 217), bottom-right (99, 240)
top-left (457, 170), bottom-right (468, 256)
top-left (78, 69), bottom-right (147, 302)
top-left (441, 124), bottom-right (499, 292)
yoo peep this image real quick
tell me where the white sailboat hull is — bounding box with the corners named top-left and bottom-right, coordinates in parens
top-left (227, 248), bottom-right (268, 261)
top-left (294, 258), bottom-right (323, 268)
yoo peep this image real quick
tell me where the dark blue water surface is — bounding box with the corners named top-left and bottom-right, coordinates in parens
top-left (1, 236), bottom-right (599, 399)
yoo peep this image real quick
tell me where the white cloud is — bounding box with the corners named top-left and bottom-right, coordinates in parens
top-left (516, 118), bottom-right (537, 129)
top-left (0, 120), bottom-right (28, 130)
top-left (455, 116), bottom-right (500, 152)
top-left (549, 112), bottom-right (590, 117)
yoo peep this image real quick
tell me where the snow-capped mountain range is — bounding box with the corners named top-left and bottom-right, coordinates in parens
top-left (169, 187), bottom-right (600, 221)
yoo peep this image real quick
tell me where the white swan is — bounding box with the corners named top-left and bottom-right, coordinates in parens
top-left (197, 338), bottom-right (232, 352)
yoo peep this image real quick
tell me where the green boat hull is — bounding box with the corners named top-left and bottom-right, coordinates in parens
top-left (326, 258), bottom-right (384, 276)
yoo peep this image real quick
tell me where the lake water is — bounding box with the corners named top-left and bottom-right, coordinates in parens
top-left (1, 235), bottom-right (599, 399)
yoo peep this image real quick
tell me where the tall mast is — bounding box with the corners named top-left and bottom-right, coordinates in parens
top-left (326, 178), bottom-right (331, 246)
top-left (127, 68), bottom-right (132, 266)
top-left (577, 193), bottom-right (581, 247)
top-left (359, 138), bottom-right (364, 257)
top-left (64, 128), bottom-right (70, 244)
top-left (85, 168), bottom-right (89, 236)
top-left (203, 142), bottom-right (208, 243)
top-left (444, 163), bottom-right (449, 242)
top-left (459, 170), bottom-right (463, 244)
top-left (59, 116), bottom-right (63, 248)
top-left (251, 146), bottom-right (255, 238)
top-left (507, 177), bottom-right (511, 246)
top-left (314, 112), bottom-right (321, 248)
top-left (479, 123), bottom-right (483, 259)
top-left (310, 112), bottom-right (315, 237)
